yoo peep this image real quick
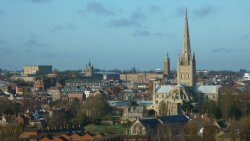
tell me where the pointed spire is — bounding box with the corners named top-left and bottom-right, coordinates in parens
top-left (164, 51), bottom-right (169, 59)
top-left (182, 8), bottom-right (191, 64)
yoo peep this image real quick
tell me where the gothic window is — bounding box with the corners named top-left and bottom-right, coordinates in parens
top-left (139, 126), bottom-right (143, 134)
top-left (133, 126), bottom-right (136, 134)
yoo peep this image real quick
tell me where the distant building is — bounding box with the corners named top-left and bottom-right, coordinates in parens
top-left (16, 86), bottom-right (24, 94)
top-left (243, 73), bottom-right (250, 81)
top-left (152, 81), bottom-right (190, 115)
top-left (195, 85), bottom-right (221, 102)
top-left (84, 61), bottom-right (94, 77)
top-left (62, 79), bottom-right (102, 94)
top-left (130, 115), bottom-right (189, 140)
top-left (68, 93), bottom-right (86, 101)
top-left (122, 106), bottom-right (145, 121)
top-left (23, 65), bottom-right (52, 76)
top-left (33, 80), bottom-right (44, 91)
top-left (130, 118), bottom-right (161, 137)
top-left (96, 72), bottom-right (120, 80)
top-left (47, 87), bottom-right (61, 101)
top-left (163, 51), bottom-right (170, 79)
top-left (120, 73), bottom-right (163, 83)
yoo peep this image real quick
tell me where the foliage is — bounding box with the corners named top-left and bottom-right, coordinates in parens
top-left (184, 119), bottom-right (201, 141)
top-left (0, 124), bottom-right (22, 141)
top-left (202, 121), bottom-right (218, 141)
top-left (240, 115), bottom-right (250, 141)
top-left (85, 124), bottom-right (127, 134)
top-left (228, 104), bottom-right (242, 119)
top-left (82, 96), bottom-right (113, 122)
top-left (0, 100), bottom-right (19, 115)
top-left (182, 101), bottom-right (193, 114)
top-left (200, 100), bottom-right (216, 114)
top-left (214, 107), bottom-right (222, 119)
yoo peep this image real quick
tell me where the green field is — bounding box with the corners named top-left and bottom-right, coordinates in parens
top-left (85, 124), bottom-right (128, 134)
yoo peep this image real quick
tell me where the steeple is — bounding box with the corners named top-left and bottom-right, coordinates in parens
top-left (182, 8), bottom-right (191, 64)
top-left (163, 51), bottom-right (170, 79)
top-left (164, 51), bottom-right (169, 60)
top-left (177, 8), bottom-right (196, 88)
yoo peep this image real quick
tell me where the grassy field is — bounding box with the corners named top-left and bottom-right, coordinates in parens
top-left (85, 124), bottom-right (128, 134)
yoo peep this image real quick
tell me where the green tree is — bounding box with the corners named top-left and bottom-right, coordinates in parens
top-left (228, 104), bottom-right (242, 119)
top-left (214, 107), bottom-right (222, 119)
top-left (83, 96), bottom-right (113, 123)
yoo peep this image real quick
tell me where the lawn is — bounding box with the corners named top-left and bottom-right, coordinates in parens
top-left (85, 124), bottom-right (128, 134)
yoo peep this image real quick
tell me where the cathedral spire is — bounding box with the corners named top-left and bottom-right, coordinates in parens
top-left (177, 8), bottom-right (196, 88)
top-left (182, 8), bottom-right (191, 64)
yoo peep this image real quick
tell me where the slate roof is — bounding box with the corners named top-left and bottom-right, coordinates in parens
top-left (155, 85), bottom-right (175, 94)
top-left (139, 118), bottom-right (161, 128)
top-left (159, 115), bottom-right (189, 123)
top-left (195, 85), bottom-right (220, 94)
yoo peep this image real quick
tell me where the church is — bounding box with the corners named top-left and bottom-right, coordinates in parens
top-left (152, 9), bottom-right (220, 116)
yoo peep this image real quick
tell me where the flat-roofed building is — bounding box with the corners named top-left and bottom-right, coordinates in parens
top-left (23, 65), bottom-right (52, 76)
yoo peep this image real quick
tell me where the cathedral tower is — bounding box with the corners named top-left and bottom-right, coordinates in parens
top-left (177, 9), bottom-right (196, 87)
top-left (163, 51), bottom-right (170, 79)
top-left (85, 61), bottom-right (94, 77)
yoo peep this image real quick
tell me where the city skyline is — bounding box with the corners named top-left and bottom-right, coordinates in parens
top-left (0, 0), bottom-right (250, 71)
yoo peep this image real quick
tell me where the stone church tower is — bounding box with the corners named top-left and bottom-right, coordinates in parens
top-left (163, 51), bottom-right (170, 79)
top-left (177, 9), bottom-right (196, 87)
top-left (85, 61), bottom-right (94, 77)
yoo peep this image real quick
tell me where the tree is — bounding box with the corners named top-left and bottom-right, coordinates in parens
top-left (184, 119), bottom-right (201, 141)
top-left (0, 124), bottom-right (20, 141)
top-left (200, 100), bottom-right (217, 117)
top-left (214, 107), bottom-right (222, 119)
top-left (218, 87), bottom-right (234, 119)
top-left (83, 96), bottom-right (113, 123)
top-left (202, 121), bottom-right (218, 141)
top-left (240, 115), bottom-right (250, 141)
top-left (228, 104), bottom-right (242, 119)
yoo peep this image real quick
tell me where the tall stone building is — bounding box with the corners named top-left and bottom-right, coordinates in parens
top-left (23, 65), bottom-right (52, 76)
top-left (163, 51), bottom-right (170, 79)
top-left (84, 61), bottom-right (94, 77)
top-left (177, 9), bottom-right (196, 87)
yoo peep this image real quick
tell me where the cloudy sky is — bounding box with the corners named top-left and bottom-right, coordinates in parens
top-left (0, 0), bottom-right (249, 71)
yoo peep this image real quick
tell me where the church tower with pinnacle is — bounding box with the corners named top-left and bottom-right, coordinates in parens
top-left (177, 9), bottom-right (196, 87)
top-left (163, 51), bottom-right (170, 79)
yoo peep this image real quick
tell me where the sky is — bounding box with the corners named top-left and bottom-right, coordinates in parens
top-left (0, 0), bottom-right (250, 71)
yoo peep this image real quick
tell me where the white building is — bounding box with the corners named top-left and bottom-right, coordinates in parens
top-left (243, 73), bottom-right (250, 81)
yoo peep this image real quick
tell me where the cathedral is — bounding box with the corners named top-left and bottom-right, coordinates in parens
top-left (163, 9), bottom-right (196, 87)
top-left (152, 9), bottom-right (220, 116)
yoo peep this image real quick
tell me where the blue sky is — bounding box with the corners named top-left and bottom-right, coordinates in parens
top-left (0, 0), bottom-right (250, 71)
